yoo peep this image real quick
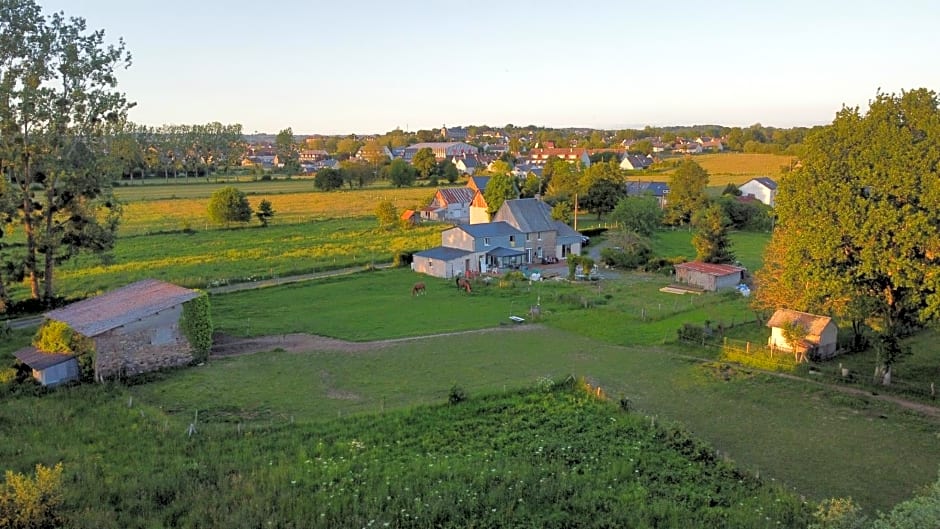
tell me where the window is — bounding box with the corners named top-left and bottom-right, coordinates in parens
top-left (526, 233), bottom-right (532, 241)
top-left (537, 247), bottom-right (543, 259)
top-left (537, 232), bottom-right (542, 241)
top-left (484, 237), bottom-right (491, 246)
top-left (509, 235), bottom-right (515, 244)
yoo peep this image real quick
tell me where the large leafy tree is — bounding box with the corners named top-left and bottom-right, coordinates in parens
top-left (0, 0), bottom-right (132, 301)
top-left (386, 159), bottom-right (415, 188)
top-left (664, 158), bottom-right (709, 226)
top-left (207, 186), bottom-right (252, 225)
top-left (581, 177), bottom-right (626, 219)
top-left (275, 127), bottom-right (300, 174)
top-left (411, 147), bottom-right (436, 179)
top-left (483, 173), bottom-right (518, 215)
top-left (691, 203), bottom-right (735, 264)
top-left (754, 89), bottom-right (940, 380)
top-left (610, 196), bottom-right (662, 237)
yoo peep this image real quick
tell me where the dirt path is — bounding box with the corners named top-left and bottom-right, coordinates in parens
top-left (210, 324), bottom-right (541, 357)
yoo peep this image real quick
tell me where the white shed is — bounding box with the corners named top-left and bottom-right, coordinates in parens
top-left (766, 309), bottom-right (839, 359)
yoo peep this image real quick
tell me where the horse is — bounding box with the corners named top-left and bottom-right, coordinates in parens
top-left (457, 277), bottom-right (472, 294)
top-left (411, 282), bottom-right (426, 296)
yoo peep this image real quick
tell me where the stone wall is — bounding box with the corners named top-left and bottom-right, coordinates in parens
top-left (93, 305), bottom-right (194, 380)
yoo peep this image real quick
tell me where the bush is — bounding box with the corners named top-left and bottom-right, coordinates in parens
top-left (180, 292), bottom-right (213, 362)
top-left (207, 186), bottom-right (253, 225)
top-left (392, 251), bottom-right (415, 267)
top-left (677, 323), bottom-right (708, 343)
top-left (0, 463), bottom-right (65, 529)
top-left (448, 385), bottom-right (467, 405)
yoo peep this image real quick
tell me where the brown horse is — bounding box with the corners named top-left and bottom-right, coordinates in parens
top-left (411, 282), bottom-right (426, 296)
top-left (457, 278), bottom-right (472, 293)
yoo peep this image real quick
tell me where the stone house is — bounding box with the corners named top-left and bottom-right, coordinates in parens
top-left (43, 279), bottom-right (202, 381)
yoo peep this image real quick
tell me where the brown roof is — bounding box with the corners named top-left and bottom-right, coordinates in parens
top-left (766, 309), bottom-right (834, 337)
top-left (13, 346), bottom-right (76, 370)
top-left (674, 262), bottom-right (745, 276)
top-left (436, 187), bottom-right (475, 205)
top-left (45, 279), bottom-right (200, 337)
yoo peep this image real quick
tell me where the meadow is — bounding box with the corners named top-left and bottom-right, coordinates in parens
top-left (0, 380), bottom-right (813, 528)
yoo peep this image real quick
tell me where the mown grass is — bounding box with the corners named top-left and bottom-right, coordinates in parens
top-left (0, 381), bottom-right (813, 528)
top-left (652, 230), bottom-right (770, 271)
top-left (49, 220), bottom-right (442, 300)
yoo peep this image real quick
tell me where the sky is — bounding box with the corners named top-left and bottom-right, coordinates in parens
top-left (42, 0), bottom-right (940, 135)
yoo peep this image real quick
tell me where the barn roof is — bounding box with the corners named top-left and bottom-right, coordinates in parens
top-left (13, 346), bottom-right (76, 371)
top-left (674, 262), bottom-right (745, 276)
top-left (766, 309), bottom-right (833, 337)
top-left (436, 187), bottom-right (475, 205)
top-left (45, 279), bottom-right (200, 337)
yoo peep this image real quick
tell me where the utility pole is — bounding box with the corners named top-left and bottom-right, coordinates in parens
top-left (574, 193), bottom-right (579, 230)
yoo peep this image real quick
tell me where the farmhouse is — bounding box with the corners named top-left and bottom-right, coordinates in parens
top-left (428, 187), bottom-right (476, 223)
top-left (413, 198), bottom-right (583, 278)
top-left (626, 181), bottom-right (670, 209)
top-left (13, 347), bottom-right (80, 387)
top-left (674, 262), bottom-right (745, 291)
top-left (43, 279), bottom-right (203, 381)
top-left (738, 177), bottom-right (778, 207)
top-left (766, 309), bottom-right (839, 359)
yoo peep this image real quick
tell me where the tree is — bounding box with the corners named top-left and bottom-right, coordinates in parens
top-left (754, 89), bottom-right (940, 382)
top-left (374, 200), bottom-right (398, 228)
top-left (521, 173), bottom-right (542, 198)
top-left (628, 139), bottom-right (654, 156)
top-left (437, 160), bottom-right (458, 184)
top-left (207, 186), bottom-right (252, 225)
top-left (664, 158), bottom-right (709, 226)
top-left (254, 199), bottom-right (275, 227)
top-left (275, 127), bottom-right (300, 174)
top-left (0, 1), bottom-right (132, 301)
top-left (314, 168), bottom-right (344, 191)
top-left (411, 147), bottom-right (437, 179)
top-left (691, 203), bottom-right (735, 264)
top-left (550, 199), bottom-right (573, 223)
top-left (610, 196), bottom-right (663, 237)
top-left (386, 159), bottom-right (416, 188)
top-left (581, 177), bottom-right (626, 219)
top-left (483, 173), bottom-right (518, 215)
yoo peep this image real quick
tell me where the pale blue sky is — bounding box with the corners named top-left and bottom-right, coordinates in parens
top-left (46, 1), bottom-right (940, 134)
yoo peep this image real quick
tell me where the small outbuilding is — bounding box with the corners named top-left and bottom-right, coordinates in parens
top-left (674, 262), bottom-right (746, 292)
top-left (13, 346), bottom-right (80, 387)
top-left (766, 309), bottom-right (839, 359)
top-left (44, 279), bottom-right (204, 381)
top-left (411, 247), bottom-right (482, 279)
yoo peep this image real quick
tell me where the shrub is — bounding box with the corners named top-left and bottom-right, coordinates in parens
top-left (0, 463), bottom-right (65, 529)
top-left (392, 250), bottom-right (415, 267)
top-left (180, 292), bottom-right (213, 362)
top-left (448, 385), bottom-right (467, 405)
top-left (207, 186), bottom-right (253, 225)
top-left (677, 323), bottom-right (707, 343)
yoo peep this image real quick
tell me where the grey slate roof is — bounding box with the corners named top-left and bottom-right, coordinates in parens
top-left (499, 198), bottom-right (555, 233)
top-left (45, 279), bottom-right (200, 337)
top-left (14, 346), bottom-right (76, 370)
top-left (753, 177), bottom-right (778, 190)
top-left (468, 176), bottom-right (491, 191)
top-left (458, 221), bottom-right (522, 238)
top-left (414, 247), bottom-right (475, 260)
top-left (626, 181), bottom-right (670, 197)
top-left (553, 221), bottom-right (583, 243)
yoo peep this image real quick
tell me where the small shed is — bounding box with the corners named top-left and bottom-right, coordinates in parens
top-left (767, 309), bottom-right (838, 359)
top-left (13, 346), bottom-right (80, 387)
top-left (412, 247), bottom-right (480, 279)
top-left (674, 262), bottom-right (745, 291)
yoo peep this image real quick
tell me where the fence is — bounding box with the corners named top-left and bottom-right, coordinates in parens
top-left (720, 337), bottom-right (800, 372)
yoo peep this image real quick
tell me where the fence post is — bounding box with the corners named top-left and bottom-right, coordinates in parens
top-left (932, 382), bottom-right (935, 399)
top-left (746, 341), bottom-right (750, 355)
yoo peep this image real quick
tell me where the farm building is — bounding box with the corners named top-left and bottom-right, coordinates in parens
top-left (766, 309), bottom-right (839, 359)
top-left (13, 347), bottom-right (80, 387)
top-left (674, 262), bottom-right (745, 291)
top-left (43, 279), bottom-right (203, 381)
top-left (412, 247), bottom-right (483, 279)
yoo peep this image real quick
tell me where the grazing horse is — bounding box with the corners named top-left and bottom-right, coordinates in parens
top-left (411, 282), bottom-right (426, 296)
top-left (457, 277), bottom-right (472, 294)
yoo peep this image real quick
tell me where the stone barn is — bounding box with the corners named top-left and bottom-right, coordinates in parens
top-left (44, 279), bottom-right (202, 381)
top-left (767, 309), bottom-right (839, 359)
top-left (674, 262), bottom-right (746, 291)
top-left (13, 347), bottom-right (80, 387)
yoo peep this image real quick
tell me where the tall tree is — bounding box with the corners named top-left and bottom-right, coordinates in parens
top-left (664, 158), bottom-right (709, 226)
top-left (274, 127), bottom-right (300, 174)
top-left (610, 196), bottom-right (662, 237)
top-left (411, 147), bottom-right (436, 179)
top-left (581, 177), bottom-right (625, 219)
top-left (691, 203), bottom-right (735, 264)
top-left (207, 186), bottom-right (252, 225)
top-left (483, 173), bottom-right (518, 215)
top-left (0, 0), bottom-right (132, 301)
top-left (386, 159), bottom-right (415, 188)
top-left (754, 89), bottom-right (940, 380)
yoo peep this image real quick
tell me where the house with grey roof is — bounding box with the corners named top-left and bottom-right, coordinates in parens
top-left (738, 177), bottom-right (778, 207)
top-left (429, 187), bottom-right (476, 223)
top-left (619, 154), bottom-right (654, 171)
top-left (412, 198), bottom-right (582, 278)
top-left (626, 181), bottom-right (670, 209)
top-left (39, 279), bottom-right (204, 382)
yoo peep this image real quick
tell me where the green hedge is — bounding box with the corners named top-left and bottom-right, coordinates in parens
top-left (180, 292), bottom-right (213, 362)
